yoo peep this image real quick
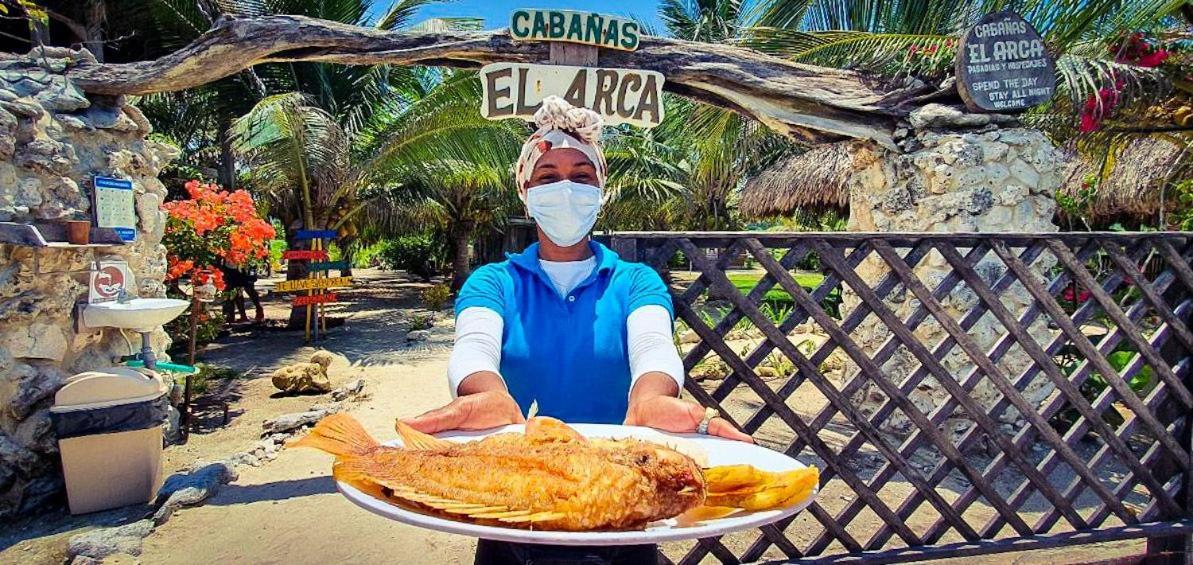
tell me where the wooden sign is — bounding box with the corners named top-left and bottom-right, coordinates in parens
top-left (956, 11), bottom-right (1056, 113)
top-left (307, 260), bottom-right (348, 271)
top-left (275, 276), bottom-right (352, 293)
top-left (294, 229), bottom-right (338, 240)
top-left (93, 176), bottom-right (137, 242)
top-left (481, 63), bottom-right (664, 128)
top-left (509, 9), bottom-right (640, 51)
top-left (283, 249), bottom-right (329, 260)
top-left (293, 293), bottom-right (338, 306)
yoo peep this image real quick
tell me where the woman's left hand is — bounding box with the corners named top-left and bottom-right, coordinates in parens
top-left (624, 396), bottom-right (754, 443)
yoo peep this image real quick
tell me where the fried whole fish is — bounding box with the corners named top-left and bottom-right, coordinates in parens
top-left (294, 414), bottom-right (707, 531)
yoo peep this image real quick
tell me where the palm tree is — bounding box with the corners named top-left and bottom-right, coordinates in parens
top-left (739, 0), bottom-right (1190, 226)
top-left (597, 0), bottom-right (795, 231)
top-left (232, 71), bottom-right (523, 318)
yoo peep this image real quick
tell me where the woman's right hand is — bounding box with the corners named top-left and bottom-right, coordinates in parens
top-left (400, 389), bottom-right (526, 434)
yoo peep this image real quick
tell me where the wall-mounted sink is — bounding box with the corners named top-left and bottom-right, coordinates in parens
top-left (82, 298), bottom-right (190, 332)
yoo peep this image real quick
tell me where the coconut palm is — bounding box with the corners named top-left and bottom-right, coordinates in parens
top-left (599, 0), bottom-right (795, 231)
top-left (739, 0), bottom-right (1191, 226)
top-left (232, 71), bottom-right (524, 312)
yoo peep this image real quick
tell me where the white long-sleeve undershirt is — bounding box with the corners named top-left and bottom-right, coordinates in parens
top-left (446, 259), bottom-right (684, 399)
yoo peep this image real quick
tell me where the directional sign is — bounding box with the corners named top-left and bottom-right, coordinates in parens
top-left (275, 276), bottom-right (353, 293)
top-left (283, 249), bottom-right (329, 261)
top-left (509, 9), bottom-right (640, 51)
top-left (481, 63), bottom-right (664, 128)
top-left (308, 260), bottom-right (348, 271)
top-left (294, 229), bottom-right (338, 240)
top-left (293, 293), bottom-right (338, 306)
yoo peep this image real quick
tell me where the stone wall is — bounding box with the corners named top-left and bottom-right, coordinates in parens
top-left (0, 48), bottom-right (177, 520)
top-left (843, 104), bottom-right (1060, 440)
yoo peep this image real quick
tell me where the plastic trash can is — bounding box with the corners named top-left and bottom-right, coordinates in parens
top-left (50, 367), bottom-right (170, 514)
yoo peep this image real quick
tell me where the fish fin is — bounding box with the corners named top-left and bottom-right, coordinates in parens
top-left (525, 416), bottom-right (586, 443)
top-left (394, 420), bottom-right (453, 450)
top-left (469, 510), bottom-right (533, 519)
top-left (500, 511), bottom-right (565, 523)
top-left (292, 413), bottom-right (379, 457)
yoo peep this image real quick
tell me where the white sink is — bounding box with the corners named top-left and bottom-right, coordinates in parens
top-left (82, 298), bottom-right (191, 331)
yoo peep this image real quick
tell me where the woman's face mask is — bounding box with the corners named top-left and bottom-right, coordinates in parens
top-left (525, 180), bottom-right (603, 247)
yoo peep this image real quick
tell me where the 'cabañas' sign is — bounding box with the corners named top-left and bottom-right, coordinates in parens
top-left (510, 9), bottom-right (640, 51)
top-left (481, 63), bottom-right (664, 127)
top-left (956, 11), bottom-right (1056, 112)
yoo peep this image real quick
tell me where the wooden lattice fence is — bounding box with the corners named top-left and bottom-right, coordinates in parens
top-left (604, 232), bottom-right (1193, 564)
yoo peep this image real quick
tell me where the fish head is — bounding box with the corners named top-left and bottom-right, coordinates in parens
top-left (625, 443), bottom-right (707, 507)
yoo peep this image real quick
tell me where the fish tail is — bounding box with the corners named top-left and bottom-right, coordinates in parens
top-left (292, 413), bottom-right (380, 457)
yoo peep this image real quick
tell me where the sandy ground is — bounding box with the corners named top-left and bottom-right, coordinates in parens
top-left (0, 269), bottom-right (1149, 564)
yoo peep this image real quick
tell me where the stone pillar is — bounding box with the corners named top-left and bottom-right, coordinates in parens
top-left (842, 104), bottom-right (1060, 439)
top-left (0, 48), bottom-right (177, 519)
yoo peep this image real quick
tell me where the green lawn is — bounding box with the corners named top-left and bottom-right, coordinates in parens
top-left (727, 272), bottom-right (824, 304)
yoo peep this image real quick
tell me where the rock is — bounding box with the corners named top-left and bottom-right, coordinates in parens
top-left (678, 330), bottom-right (700, 344)
top-left (5, 363), bottom-right (68, 419)
top-left (331, 378), bottom-right (365, 401)
top-left (270, 362), bottom-right (331, 395)
top-left (2, 323), bottom-right (68, 361)
top-left (262, 409), bottom-right (333, 435)
top-left (14, 407), bottom-right (56, 453)
top-left (70, 556), bottom-right (100, 565)
top-left (405, 329), bottom-right (431, 342)
top-left (153, 461), bottom-right (237, 524)
top-left (0, 432), bottom-right (40, 474)
top-left (309, 349), bottom-right (335, 369)
top-left (67, 520), bottom-right (154, 559)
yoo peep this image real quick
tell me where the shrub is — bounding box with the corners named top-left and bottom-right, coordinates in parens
top-left (378, 235), bottom-right (446, 281)
top-left (408, 312), bottom-right (435, 331)
top-left (162, 180), bottom-right (275, 290)
top-left (421, 284), bottom-right (452, 311)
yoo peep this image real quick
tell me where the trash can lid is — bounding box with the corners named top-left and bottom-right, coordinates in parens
top-left (51, 367), bottom-right (167, 412)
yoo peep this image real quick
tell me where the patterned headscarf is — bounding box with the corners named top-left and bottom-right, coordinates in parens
top-left (515, 96), bottom-right (607, 200)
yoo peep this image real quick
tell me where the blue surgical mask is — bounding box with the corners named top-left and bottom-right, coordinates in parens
top-left (525, 180), bottom-right (603, 247)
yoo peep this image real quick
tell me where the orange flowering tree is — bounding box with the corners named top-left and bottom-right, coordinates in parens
top-left (162, 180), bottom-right (276, 291)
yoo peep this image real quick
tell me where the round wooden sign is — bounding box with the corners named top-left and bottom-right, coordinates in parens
top-left (955, 11), bottom-right (1056, 113)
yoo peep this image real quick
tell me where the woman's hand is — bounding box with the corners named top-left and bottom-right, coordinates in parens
top-left (401, 373), bottom-right (526, 434)
top-left (625, 394), bottom-right (754, 443)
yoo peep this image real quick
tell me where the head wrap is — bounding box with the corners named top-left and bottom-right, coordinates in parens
top-left (515, 96), bottom-right (607, 200)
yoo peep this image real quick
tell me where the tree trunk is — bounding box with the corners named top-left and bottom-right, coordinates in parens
top-left (217, 116), bottom-right (235, 190)
top-left (64, 15), bottom-right (932, 148)
top-left (83, 0), bottom-right (106, 63)
top-left (450, 222), bottom-right (473, 291)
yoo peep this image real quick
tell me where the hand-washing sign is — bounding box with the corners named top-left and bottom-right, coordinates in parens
top-left (89, 261), bottom-right (130, 303)
top-left (93, 176), bottom-right (137, 242)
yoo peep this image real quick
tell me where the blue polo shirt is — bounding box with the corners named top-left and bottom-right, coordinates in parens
top-left (454, 241), bottom-right (674, 424)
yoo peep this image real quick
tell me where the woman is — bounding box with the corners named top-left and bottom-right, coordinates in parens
top-left (403, 97), bottom-right (750, 565)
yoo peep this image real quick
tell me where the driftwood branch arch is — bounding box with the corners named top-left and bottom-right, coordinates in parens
top-left (64, 15), bottom-right (929, 148)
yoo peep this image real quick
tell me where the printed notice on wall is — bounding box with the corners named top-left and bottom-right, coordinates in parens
top-left (93, 176), bottom-right (137, 242)
top-left (955, 11), bottom-right (1056, 113)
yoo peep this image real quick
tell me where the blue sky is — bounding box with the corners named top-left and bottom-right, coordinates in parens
top-left (372, 1), bottom-right (668, 35)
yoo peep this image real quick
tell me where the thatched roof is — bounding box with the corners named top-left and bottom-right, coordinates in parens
top-left (740, 137), bottom-right (1187, 226)
top-left (739, 142), bottom-right (854, 219)
top-left (1057, 136), bottom-right (1187, 226)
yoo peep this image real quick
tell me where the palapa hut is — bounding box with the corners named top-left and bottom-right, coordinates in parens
top-left (739, 142), bottom-right (854, 218)
top-left (1056, 137), bottom-right (1188, 227)
top-left (741, 137), bottom-right (1188, 227)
